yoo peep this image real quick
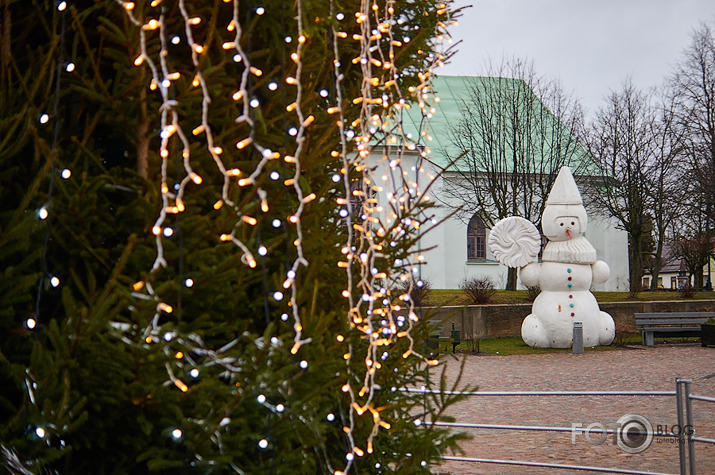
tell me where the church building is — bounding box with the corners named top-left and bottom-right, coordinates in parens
top-left (367, 75), bottom-right (629, 291)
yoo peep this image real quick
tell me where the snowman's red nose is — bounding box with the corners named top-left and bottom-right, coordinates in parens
top-left (566, 228), bottom-right (573, 239)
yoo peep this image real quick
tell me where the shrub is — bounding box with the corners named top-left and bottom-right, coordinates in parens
top-left (460, 276), bottom-right (496, 305)
top-left (397, 276), bottom-right (432, 307)
top-left (525, 286), bottom-right (541, 302)
top-left (612, 331), bottom-right (640, 347)
top-left (681, 284), bottom-right (695, 299)
top-left (628, 280), bottom-right (642, 299)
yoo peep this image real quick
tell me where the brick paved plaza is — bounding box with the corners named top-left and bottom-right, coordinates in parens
top-left (435, 345), bottom-right (715, 474)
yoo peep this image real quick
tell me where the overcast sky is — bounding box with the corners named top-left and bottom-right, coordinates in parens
top-left (439, 0), bottom-right (715, 117)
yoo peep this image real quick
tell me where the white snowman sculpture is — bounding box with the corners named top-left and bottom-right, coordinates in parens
top-left (488, 167), bottom-right (615, 348)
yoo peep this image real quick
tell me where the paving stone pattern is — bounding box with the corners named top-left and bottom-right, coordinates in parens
top-left (433, 345), bottom-right (715, 474)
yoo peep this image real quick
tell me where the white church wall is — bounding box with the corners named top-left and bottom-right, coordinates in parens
top-left (584, 213), bottom-right (629, 291)
top-left (418, 205), bottom-right (506, 289)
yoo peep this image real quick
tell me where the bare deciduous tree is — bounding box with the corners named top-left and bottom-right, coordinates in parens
top-left (670, 22), bottom-right (715, 283)
top-left (670, 234), bottom-right (711, 288)
top-left (439, 58), bottom-right (587, 290)
top-left (587, 80), bottom-right (687, 293)
top-left (672, 171), bottom-right (713, 286)
top-left (644, 87), bottom-right (688, 288)
top-left (586, 80), bottom-right (657, 292)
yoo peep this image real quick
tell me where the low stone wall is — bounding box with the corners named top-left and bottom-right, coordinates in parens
top-left (422, 300), bottom-right (715, 340)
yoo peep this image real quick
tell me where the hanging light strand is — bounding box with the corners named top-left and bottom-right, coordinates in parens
top-left (284, 0), bottom-right (311, 354)
top-left (329, 1), bottom-right (457, 468)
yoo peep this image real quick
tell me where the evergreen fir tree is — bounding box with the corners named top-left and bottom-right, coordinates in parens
top-left (1, 1), bottom-right (468, 473)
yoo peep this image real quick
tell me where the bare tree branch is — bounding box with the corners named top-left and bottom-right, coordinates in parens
top-left (437, 59), bottom-right (587, 289)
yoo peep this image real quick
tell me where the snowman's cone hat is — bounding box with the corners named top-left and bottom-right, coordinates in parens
top-left (541, 166), bottom-right (595, 263)
top-left (546, 166), bottom-right (582, 205)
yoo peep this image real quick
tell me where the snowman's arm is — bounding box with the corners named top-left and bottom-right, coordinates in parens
top-left (591, 260), bottom-right (610, 284)
top-left (520, 262), bottom-right (541, 287)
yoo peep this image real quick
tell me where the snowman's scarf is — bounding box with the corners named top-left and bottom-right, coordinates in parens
top-left (541, 236), bottom-right (597, 264)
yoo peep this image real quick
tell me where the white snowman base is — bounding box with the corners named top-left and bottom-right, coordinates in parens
top-left (520, 261), bottom-right (615, 348)
top-left (521, 307), bottom-right (615, 349)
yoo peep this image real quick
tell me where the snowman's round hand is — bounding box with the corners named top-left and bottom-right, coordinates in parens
top-left (520, 262), bottom-right (541, 287)
top-left (592, 260), bottom-right (610, 284)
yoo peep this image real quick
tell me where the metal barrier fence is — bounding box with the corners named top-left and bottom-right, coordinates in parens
top-left (404, 378), bottom-right (714, 475)
top-left (678, 379), bottom-right (715, 474)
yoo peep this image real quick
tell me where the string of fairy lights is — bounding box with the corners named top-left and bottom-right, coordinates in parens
top-left (21, 0), bottom-right (75, 449)
top-left (122, 0), bottom-right (314, 353)
top-left (21, 0), bottom-right (456, 469)
top-left (28, 1), bottom-right (73, 333)
top-left (113, 1), bottom-right (457, 473)
top-left (330, 2), bottom-right (455, 470)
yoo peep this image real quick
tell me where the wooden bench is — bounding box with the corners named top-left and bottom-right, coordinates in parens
top-left (634, 312), bottom-right (715, 346)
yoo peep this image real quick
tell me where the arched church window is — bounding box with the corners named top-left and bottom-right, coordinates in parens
top-left (467, 214), bottom-right (486, 260)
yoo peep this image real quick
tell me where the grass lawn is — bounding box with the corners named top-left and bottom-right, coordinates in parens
top-left (424, 289), bottom-right (710, 356)
top-left (439, 334), bottom-right (701, 356)
top-left (426, 289), bottom-right (715, 307)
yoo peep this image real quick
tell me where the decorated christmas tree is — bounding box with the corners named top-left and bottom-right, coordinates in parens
top-left (1, 0), bottom-right (466, 472)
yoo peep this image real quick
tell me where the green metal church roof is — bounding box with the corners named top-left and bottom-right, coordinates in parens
top-left (402, 75), bottom-right (477, 164)
top-left (400, 75), bottom-right (592, 173)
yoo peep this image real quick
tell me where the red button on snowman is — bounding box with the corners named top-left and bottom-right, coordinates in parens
top-left (488, 167), bottom-right (615, 348)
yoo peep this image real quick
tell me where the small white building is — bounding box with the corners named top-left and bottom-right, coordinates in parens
top-left (368, 76), bottom-right (629, 291)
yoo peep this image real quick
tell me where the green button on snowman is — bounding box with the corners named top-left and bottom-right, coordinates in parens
top-left (488, 167), bottom-right (615, 348)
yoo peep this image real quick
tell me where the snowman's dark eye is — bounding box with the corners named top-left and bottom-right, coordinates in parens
top-left (560, 223), bottom-right (564, 226)
top-left (571, 221), bottom-right (575, 225)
